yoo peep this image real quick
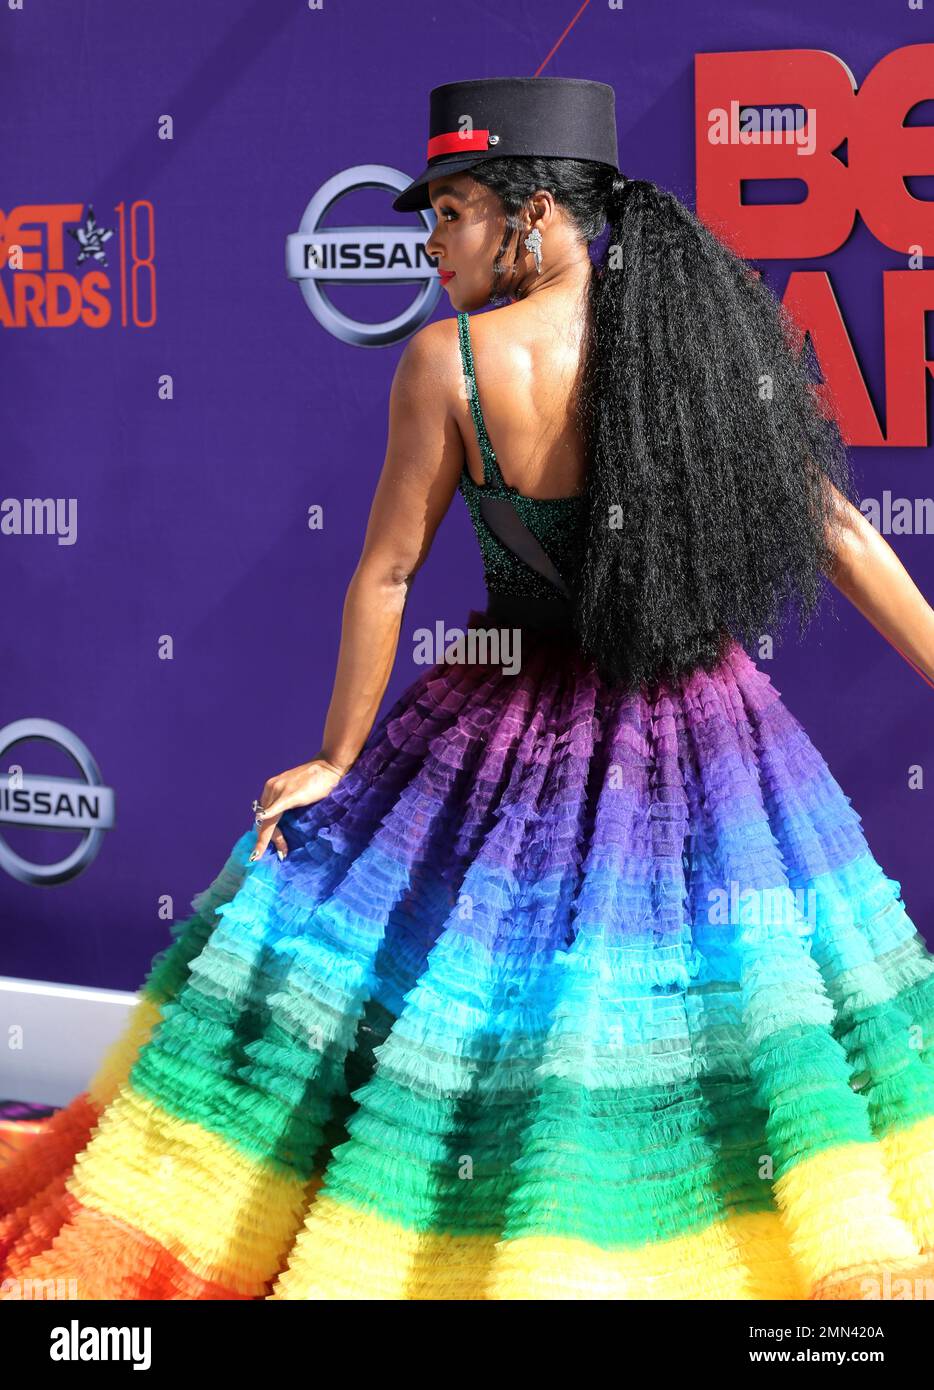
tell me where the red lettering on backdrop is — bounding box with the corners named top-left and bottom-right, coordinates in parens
top-left (0, 202), bottom-right (154, 328)
top-left (0, 204), bottom-right (113, 328)
top-left (0, 204), bottom-right (84, 271)
top-left (695, 45), bottom-right (934, 446)
top-left (882, 270), bottom-right (934, 447)
top-left (781, 272), bottom-right (885, 447)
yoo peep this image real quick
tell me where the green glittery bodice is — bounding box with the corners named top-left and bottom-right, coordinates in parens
top-left (456, 311), bottom-right (587, 602)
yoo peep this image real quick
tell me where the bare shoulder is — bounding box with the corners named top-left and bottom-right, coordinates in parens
top-left (390, 306), bottom-right (535, 422)
top-left (383, 319), bottom-right (466, 438)
top-left (464, 302), bottom-right (525, 337)
top-left (393, 316), bottom-right (463, 398)
top-left (460, 303), bottom-right (535, 375)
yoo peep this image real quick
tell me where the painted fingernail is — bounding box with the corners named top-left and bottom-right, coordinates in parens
top-left (276, 849), bottom-right (286, 861)
top-left (249, 850), bottom-right (258, 862)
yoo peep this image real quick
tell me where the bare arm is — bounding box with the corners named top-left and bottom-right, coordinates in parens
top-left (822, 482), bottom-right (934, 686)
top-left (251, 319), bottom-right (466, 860)
top-left (312, 319), bottom-right (466, 772)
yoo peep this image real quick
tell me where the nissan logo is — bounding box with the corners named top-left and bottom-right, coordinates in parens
top-left (0, 718), bottom-right (116, 886)
top-left (286, 164), bottom-right (442, 346)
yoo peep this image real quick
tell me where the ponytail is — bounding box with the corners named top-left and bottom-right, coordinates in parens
top-left (470, 160), bottom-right (857, 690)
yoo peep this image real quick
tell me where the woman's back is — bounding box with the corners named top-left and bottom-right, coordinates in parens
top-left (452, 302), bottom-right (590, 617)
top-left (454, 299), bottom-right (590, 502)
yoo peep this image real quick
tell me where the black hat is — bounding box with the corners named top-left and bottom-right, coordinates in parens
top-left (392, 76), bottom-right (619, 213)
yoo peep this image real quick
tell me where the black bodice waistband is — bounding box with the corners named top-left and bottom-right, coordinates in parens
top-left (477, 590), bottom-right (578, 642)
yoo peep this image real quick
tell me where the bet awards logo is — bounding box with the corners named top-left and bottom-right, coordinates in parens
top-left (0, 202), bottom-right (156, 328)
top-left (285, 165), bottom-right (441, 346)
top-left (0, 719), bottom-right (116, 885)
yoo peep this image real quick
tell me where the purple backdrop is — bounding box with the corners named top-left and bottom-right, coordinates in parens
top-left (1, 0), bottom-right (931, 991)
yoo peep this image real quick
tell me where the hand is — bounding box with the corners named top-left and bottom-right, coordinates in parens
top-left (250, 756), bottom-right (349, 862)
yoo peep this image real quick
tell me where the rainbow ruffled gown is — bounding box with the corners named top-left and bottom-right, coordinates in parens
top-left (2, 312), bottom-right (934, 1301)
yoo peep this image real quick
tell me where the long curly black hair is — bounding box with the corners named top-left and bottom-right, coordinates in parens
top-left (466, 157), bottom-right (858, 692)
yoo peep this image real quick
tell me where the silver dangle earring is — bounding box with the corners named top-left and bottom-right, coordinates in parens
top-left (524, 227), bottom-right (543, 274)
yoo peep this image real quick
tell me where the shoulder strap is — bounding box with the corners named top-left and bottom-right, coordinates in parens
top-left (455, 312), bottom-right (571, 602)
top-left (456, 312), bottom-right (506, 490)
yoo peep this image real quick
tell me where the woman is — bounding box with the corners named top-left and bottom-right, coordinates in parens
top-left (3, 77), bottom-right (934, 1302)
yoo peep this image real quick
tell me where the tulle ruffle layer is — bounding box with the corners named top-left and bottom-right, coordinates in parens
top-left (3, 615), bottom-right (934, 1300)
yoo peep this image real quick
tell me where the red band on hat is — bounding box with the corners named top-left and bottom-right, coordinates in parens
top-left (426, 129), bottom-right (490, 159)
